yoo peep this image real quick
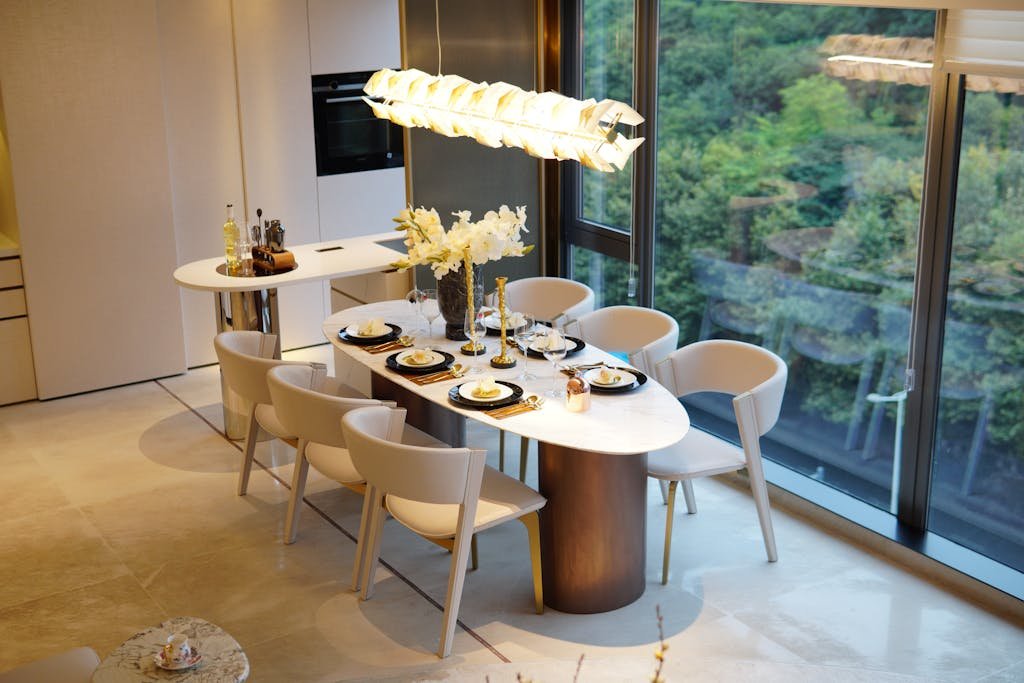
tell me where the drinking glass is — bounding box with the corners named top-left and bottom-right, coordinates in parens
top-left (542, 329), bottom-right (568, 397)
top-left (513, 313), bottom-right (536, 383)
top-left (419, 288), bottom-right (440, 338)
top-left (405, 288), bottom-right (425, 336)
top-left (463, 308), bottom-right (487, 374)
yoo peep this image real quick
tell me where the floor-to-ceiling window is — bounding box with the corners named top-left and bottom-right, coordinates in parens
top-left (562, 0), bottom-right (1024, 597)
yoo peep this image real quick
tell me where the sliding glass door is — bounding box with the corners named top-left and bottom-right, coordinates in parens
top-left (928, 81), bottom-right (1024, 573)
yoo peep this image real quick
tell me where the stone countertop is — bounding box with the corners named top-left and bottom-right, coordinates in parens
top-left (324, 299), bottom-right (689, 456)
top-left (173, 231), bottom-right (404, 293)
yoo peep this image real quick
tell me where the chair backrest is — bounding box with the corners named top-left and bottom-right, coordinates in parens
top-left (569, 305), bottom-right (679, 374)
top-left (342, 406), bottom-right (487, 505)
top-left (504, 277), bottom-right (595, 325)
top-left (267, 364), bottom-right (382, 448)
top-left (214, 331), bottom-right (302, 405)
top-left (656, 339), bottom-right (787, 436)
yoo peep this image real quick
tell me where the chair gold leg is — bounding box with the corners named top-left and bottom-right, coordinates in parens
top-left (518, 512), bottom-right (544, 614)
top-left (519, 436), bottom-right (530, 483)
top-left (662, 480), bottom-right (678, 585)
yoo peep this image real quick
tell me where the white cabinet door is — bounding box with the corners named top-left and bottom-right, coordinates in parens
top-left (158, 0), bottom-right (247, 367)
top-left (308, 0), bottom-right (401, 75)
top-left (233, 0), bottom-right (326, 350)
top-left (0, 0), bottom-right (186, 399)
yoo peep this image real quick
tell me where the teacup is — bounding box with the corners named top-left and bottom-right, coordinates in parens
top-left (163, 633), bottom-right (191, 664)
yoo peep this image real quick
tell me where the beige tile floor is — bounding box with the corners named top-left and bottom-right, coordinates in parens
top-left (0, 343), bottom-right (1022, 682)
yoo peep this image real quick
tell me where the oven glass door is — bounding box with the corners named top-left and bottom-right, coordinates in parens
top-left (313, 73), bottom-right (404, 176)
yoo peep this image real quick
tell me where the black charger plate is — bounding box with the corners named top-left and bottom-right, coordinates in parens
top-left (337, 323), bottom-right (401, 345)
top-left (385, 350), bottom-right (455, 375)
top-left (448, 381), bottom-right (523, 409)
top-left (525, 336), bottom-right (586, 359)
top-left (584, 366), bottom-right (648, 393)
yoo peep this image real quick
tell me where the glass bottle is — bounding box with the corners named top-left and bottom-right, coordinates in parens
top-left (223, 203), bottom-right (240, 274)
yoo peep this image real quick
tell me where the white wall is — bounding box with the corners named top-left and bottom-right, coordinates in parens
top-left (158, 0), bottom-right (247, 367)
top-left (0, 0), bottom-right (186, 398)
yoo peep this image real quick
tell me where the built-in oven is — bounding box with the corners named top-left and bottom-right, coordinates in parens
top-left (311, 71), bottom-right (404, 176)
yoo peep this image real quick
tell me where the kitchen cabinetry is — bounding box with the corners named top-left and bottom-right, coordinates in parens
top-left (308, 0), bottom-right (400, 75)
top-left (0, 0), bottom-right (186, 400)
top-left (329, 268), bottom-right (411, 396)
top-left (0, 253), bottom-right (36, 405)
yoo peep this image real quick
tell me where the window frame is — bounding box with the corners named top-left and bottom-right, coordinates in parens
top-left (559, 0), bottom-right (1024, 600)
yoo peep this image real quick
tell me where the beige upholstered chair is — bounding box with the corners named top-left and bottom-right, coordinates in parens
top-left (504, 276), bottom-right (595, 327)
top-left (266, 364), bottom-right (443, 548)
top-left (566, 305), bottom-right (679, 375)
top-left (342, 405), bottom-right (545, 658)
top-left (214, 331), bottom-right (307, 495)
top-left (497, 277), bottom-right (596, 479)
top-left (649, 339), bottom-right (787, 584)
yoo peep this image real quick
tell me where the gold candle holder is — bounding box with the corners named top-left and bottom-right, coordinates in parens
top-left (460, 248), bottom-right (486, 355)
top-left (490, 276), bottom-right (516, 369)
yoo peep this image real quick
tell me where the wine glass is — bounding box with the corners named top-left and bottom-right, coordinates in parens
top-left (419, 288), bottom-right (440, 338)
top-left (405, 288), bottom-right (425, 336)
top-left (463, 308), bottom-right (487, 374)
top-left (542, 328), bottom-right (568, 397)
top-left (513, 313), bottom-right (536, 383)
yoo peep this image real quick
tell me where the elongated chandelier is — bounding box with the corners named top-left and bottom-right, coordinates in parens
top-left (362, 67), bottom-right (645, 173)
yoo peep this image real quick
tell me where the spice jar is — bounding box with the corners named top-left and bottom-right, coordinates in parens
top-left (566, 371), bottom-right (591, 412)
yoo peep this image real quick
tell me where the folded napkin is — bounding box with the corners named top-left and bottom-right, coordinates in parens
top-left (472, 375), bottom-right (501, 398)
top-left (535, 329), bottom-right (564, 350)
top-left (358, 318), bottom-right (387, 336)
top-left (407, 347), bottom-right (434, 364)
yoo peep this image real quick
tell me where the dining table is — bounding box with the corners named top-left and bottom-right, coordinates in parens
top-left (323, 300), bottom-right (689, 614)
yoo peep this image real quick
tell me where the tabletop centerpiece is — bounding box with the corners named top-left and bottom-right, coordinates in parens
top-left (391, 204), bottom-right (533, 341)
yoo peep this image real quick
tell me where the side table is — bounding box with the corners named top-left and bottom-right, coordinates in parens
top-left (91, 616), bottom-right (249, 682)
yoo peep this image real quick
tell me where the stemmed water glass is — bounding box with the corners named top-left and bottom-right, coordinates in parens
top-left (542, 328), bottom-right (568, 397)
top-left (513, 313), bottom-right (536, 383)
top-left (463, 308), bottom-right (487, 374)
top-left (405, 288), bottom-right (425, 336)
top-left (419, 288), bottom-right (440, 339)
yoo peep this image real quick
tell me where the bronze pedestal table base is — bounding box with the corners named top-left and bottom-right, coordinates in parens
top-left (538, 443), bottom-right (648, 613)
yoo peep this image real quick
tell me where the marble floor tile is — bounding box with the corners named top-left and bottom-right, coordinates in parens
top-left (0, 352), bottom-right (1021, 682)
top-left (0, 575), bottom-right (165, 670)
top-left (0, 449), bottom-right (73, 522)
top-left (0, 506), bottom-right (131, 611)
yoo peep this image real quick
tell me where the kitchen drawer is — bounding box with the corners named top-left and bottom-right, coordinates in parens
top-left (0, 288), bottom-right (26, 318)
top-left (330, 288), bottom-right (363, 313)
top-left (330, 269), bottom-right (411, 305)
top-left (0, 316), bottom-right (37, 405)
top-left (0, 258), bottom-right (23, 289)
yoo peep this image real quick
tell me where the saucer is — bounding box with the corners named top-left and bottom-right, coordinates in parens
top-left (153, 650), bottom-right (202, 671)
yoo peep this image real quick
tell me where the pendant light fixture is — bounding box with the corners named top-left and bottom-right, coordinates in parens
top-left (362, 2), bottom-right (644, 172)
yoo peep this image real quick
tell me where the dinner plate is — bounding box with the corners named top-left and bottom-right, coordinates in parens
top-left (526, 335), bottom-right (585, 359)
top-left (483, 313), bottom-right (530, 336)
top-left (583, 366), bottom-right (647, 393)
top-left (337, 323), bottom-right (401, 345)
top-left (385, 350), bottom-right (454, 374)
top-left (448, 381), bottom-right (523, 409)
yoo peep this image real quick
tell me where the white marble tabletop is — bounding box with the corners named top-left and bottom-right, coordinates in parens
top-left (173, 231), bottom-right (404, 293)
top-left (323, 300), bottom-right (689, 455)
top-left (91, 616), bottom-right (249, 683)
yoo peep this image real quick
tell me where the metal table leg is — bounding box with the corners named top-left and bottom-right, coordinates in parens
top-left (214, 288), bottom-right (280, 440)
